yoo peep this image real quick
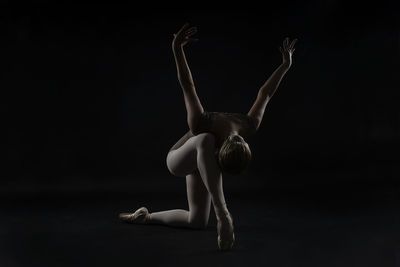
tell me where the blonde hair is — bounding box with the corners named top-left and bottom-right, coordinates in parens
top-left (217, 138), bottom-right (252, 175)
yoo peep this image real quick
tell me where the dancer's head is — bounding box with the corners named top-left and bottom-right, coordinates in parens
top-left (217, 134), bottom-right (251, 175)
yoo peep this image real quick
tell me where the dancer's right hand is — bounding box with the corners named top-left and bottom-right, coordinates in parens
top-left (172, 23), bottom-right (198, 48)
top-left (279, 37), bottom-right (297, 68)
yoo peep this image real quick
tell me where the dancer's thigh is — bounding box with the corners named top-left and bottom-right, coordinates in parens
top-left (166, 132), bottom-right (214, 177)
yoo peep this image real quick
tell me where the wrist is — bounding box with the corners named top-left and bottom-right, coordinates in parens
top-left (281, 62), bottom-right (291, 70)
top-left (172, 42), bottom-right (182, 51)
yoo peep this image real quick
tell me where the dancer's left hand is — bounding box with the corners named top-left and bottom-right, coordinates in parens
top-left (280, 37), bottom-right (297, 68)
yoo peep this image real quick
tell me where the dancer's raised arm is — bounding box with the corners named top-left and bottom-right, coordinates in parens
top-left (172, 23), bottom-right (204, 132)
top-left (247, 37), bottom-right (297, 130)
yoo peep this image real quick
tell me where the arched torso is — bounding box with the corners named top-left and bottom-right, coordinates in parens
top-left (192, 111), bottom-right (257, 151)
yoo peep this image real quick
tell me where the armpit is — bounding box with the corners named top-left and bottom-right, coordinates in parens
top-left (245, 115), bottom-right (258, 135)
top-left (191, 111), bottom-right (212, 135)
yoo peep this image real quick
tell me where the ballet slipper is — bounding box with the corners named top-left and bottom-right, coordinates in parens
top-left (215, 204), bottom-right (235, 250)
top-left (119, 207), bottom-right (150, 224)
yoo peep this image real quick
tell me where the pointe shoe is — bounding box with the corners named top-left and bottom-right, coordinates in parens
top-left (217, 212), bottom-right (235, 250)
top-left (119, 207), bottom-right (150, 224)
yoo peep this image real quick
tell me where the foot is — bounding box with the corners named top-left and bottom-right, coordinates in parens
top-left (119, 207), bottom-right (150, 224)
top-left (216, 211), bottom-right (235, 251)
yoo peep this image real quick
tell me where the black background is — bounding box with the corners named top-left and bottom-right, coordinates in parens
top-left (1, 1), bottom-right (400, 183)
top-left (1, 3), bottom-right (400, 266)
top-left (2, 4), bottom-right (399, 184)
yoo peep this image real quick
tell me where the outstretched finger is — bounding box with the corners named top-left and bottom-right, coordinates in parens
top-left (185, 27), bottom-right (197, 37)
top-left (178, 23), bottom-right (190, 34)
top-left (186, 38), bottom-right (199, 43)
top-left (185, 26), bottom-right (197, 33)
top-left (289, 38), bottom-right (298, 49)
top-left (285, 37), bottom-right (290, 49)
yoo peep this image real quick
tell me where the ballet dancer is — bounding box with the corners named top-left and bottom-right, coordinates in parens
top-left (119, 23), bottom-right (297, 250)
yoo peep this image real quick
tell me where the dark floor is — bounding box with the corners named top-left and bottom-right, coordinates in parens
top-left (1, 170), bottom-right (400, 267)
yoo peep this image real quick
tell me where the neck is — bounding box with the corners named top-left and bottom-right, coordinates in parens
top-left (217, 130), bottom-right (239, 147)
top-left (227, 130), bottom-right (240, 140)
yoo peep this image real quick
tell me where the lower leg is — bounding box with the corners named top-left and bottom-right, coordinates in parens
top-left (196, 136), bottom-right (235, 250)
top-left (146, 209), bottom-right (190, 228)
top-left (147, 170), bottom-right (211, 229)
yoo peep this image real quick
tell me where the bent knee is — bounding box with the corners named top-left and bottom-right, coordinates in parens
top-left (166, 151), bottom-right (184, 177)
top-left (166, 150), bottom-right (196, 177)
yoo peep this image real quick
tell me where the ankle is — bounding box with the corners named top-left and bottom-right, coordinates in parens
top-left (214, 203), bottom-right (231, 222)
top-left (145, 213), bottom-right (152, 222)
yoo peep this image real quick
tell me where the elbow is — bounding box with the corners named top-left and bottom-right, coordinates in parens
top-left (258, 91), bottom-right (272, 101)
top-left (258, 93), bottom-right (273, 106)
